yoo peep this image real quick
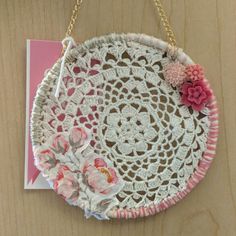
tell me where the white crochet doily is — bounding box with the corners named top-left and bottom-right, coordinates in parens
top-left (31, 33), bottom-right (218, 219)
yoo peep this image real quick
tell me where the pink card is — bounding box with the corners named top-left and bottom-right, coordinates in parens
top-left (25, 40), bottom-right (62, 189)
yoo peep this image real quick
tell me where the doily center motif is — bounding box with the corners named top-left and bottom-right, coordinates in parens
top-left (99, 100), bottom-right (162, 159)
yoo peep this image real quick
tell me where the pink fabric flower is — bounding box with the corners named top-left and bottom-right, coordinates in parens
top-left (82, 155), bottom-right (122, 196)
top-left (185, 64), bottom-right (205, 81)
top-left (163, 62), bottom-right (186, 86)
top-left (69, 127), bottom-right (90, 151)
top-left (181, 80), bottom-right (212, 111)
top-left (51, 134), bottom-right (69, 154)
top-left (53, 165), bottom-right (80, 202)
top-left (35, 149), bottom-right (57, 171)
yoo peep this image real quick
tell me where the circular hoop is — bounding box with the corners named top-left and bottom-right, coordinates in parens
top-left (31, 33), bottom-right (219, 219)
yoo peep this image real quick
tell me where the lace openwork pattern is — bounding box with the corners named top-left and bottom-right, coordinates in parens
top-left (31, 33), bottom-right (218, 219)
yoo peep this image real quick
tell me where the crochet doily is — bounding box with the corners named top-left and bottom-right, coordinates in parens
top-left (31, 33), bottom-right (218, 219)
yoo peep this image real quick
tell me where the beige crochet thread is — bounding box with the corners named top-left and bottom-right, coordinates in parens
top-left (31, 33), bottom-right (212, 218)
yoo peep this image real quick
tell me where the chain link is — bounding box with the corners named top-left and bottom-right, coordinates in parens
top-left (153, 0), bottom-right (177, 46)
top-left (64, 0), bottom-right (177, 46)
top-left (65, 0), bottom-right (83, 37)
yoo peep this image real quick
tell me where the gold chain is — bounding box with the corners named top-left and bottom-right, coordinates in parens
top-left (153, 0), bottom-right (177, 46)
top-left (65, 0), bottom-right (83, 37)
top-left (65, 0), bottom-right (177, 46)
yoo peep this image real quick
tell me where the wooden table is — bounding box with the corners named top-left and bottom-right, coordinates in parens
top-left (0, 0), bottom-right (235, 235)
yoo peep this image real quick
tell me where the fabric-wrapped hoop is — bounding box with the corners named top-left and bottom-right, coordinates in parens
top-left (31, 33), bottom-right (219, 219)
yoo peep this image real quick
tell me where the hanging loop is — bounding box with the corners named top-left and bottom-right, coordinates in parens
top-left (55, 37), bottom-right (76, 98)
top-left (64, 0), bottom-right (177, 47)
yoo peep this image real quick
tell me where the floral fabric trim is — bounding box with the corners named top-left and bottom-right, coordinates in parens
top-left (34, 126), bottom-right (124, 220)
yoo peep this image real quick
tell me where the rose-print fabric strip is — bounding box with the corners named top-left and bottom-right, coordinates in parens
top-left (34, 126), bottom-right (124, 220)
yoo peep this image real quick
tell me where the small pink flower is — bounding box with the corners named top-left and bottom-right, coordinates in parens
top-left (181, 80), bottom-right (212, 111)
top-left (54, 165), bottom-right (80, 202)
top-left (51, 134), bottom-right (69, 154)
top-left (69, 127), bottom-right (90, 151)
top-left (185, 64), bottom-right (205, 81)
top-left (163, 62), bottom-right (187, 87)
top-left (35, 149), bottom-right (57, 171)
top-left (82, 155), bottom-right (122, 196)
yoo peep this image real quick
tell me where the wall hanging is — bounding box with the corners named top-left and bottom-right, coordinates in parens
top-left (30, 0), bottom-right (219, 220)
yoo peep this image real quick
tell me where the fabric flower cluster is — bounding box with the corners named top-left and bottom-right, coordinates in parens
top-left (164, 63), bottom-right (212, 111)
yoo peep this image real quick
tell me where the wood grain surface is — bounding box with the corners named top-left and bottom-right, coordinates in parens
top-left (0, 0), bottom-right (235, 235)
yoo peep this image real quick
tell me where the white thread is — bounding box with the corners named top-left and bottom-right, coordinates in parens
top-left (31, 33), bottom-right (210, 211)
top-left (55, 37), bottom-right (76, 98)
